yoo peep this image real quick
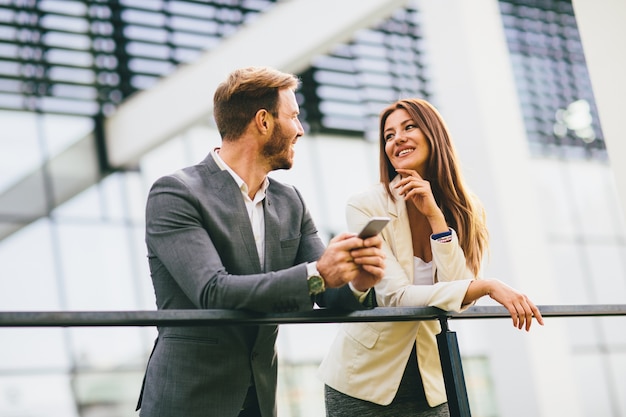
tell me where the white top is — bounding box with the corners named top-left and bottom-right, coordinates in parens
top-left (413, 257), bottom-right (433, 285)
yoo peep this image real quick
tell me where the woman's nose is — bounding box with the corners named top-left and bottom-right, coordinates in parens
top-left (394, 132), bottom-right (407, 143)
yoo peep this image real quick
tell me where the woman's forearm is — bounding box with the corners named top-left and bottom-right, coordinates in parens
top-left (462, 279), bottom-right (493, 305)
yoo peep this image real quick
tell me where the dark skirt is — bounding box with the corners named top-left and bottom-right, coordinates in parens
top-left (324, 344), bottom-right (450, 417)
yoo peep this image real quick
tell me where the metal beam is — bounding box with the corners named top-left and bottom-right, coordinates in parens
top-left (1, 304), bottom-right (624, 327)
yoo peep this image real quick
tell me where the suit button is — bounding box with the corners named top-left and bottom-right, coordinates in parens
top-left (251, 352), bottom-right (259, 360)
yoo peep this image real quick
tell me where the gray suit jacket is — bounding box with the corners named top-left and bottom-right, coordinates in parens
top-left (137, 154), bottom-right (364, 417)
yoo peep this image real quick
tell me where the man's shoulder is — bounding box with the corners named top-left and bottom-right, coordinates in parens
top-left (156, 156), bottom-right (221, 187)
top-left (266, 178), bottom-right (309, 214)
top-left (267, 177), bottom-right (299, 196)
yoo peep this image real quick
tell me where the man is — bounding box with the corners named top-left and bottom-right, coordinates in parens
top-left (136, 66), bottom-right (386, 417)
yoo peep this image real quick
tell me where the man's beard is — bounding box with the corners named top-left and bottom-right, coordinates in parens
top-left (262, 122), bottom-right (293, 171)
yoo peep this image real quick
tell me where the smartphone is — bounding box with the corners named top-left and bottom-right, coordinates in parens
top-left (357, 216), bottom-right (390, 239)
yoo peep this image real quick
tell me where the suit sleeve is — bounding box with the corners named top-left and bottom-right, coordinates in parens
top-left (146, 175), bottom-right (314, 313)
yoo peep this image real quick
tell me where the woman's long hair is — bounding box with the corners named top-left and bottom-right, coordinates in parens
top-left (378, 98), bottom-right (488, 276)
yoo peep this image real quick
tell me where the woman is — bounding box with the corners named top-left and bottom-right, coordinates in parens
top-left (318, 98), bottom-right (543, 416)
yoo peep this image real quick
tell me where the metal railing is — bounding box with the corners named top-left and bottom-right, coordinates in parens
top-left (1, 304), bottom-right (625, 417)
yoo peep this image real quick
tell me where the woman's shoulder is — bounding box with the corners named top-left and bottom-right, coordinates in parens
top-left (347, 183), bottom-right (387, 204)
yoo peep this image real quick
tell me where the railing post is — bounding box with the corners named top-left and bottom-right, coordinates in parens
top-left (436, 315), bottom-right (471, 417)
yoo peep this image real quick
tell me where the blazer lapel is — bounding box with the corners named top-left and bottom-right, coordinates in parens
top-left (388, 175), bottom-right (415, 282)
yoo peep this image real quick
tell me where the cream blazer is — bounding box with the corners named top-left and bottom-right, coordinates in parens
top-left (318, 178), bottom-right (477, 407)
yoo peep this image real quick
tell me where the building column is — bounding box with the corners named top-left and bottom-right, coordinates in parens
top-left (417, 1), bottom-right (582, 416)
top-left (572, 0), bottom-right (626, 225)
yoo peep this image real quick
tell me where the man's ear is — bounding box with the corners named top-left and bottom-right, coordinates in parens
top-left (254, 109), bottom-right (272, 134)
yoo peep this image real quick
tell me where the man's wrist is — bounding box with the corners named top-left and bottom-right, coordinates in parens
top-left (349, 281), bottom-right (370, 302)
top-left (348, 281), bottom-right (366, 296)
top-left (306, 262), bottom-right (325, 295)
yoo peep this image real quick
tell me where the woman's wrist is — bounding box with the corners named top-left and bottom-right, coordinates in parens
top-left (464, 279), bottom-right (493, 304)
top-left (426, 212), bottom-right (447, 234)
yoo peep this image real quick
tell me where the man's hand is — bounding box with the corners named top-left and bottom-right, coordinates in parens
top-left (316, 233), bottom-right (385, 290)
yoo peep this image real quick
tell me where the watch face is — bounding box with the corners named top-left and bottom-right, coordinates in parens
top-left (308, 275), bottom-right (325, 295)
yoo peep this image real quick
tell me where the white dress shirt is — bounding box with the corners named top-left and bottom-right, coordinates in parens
top-left (212, 149), bottom-right (269, 269)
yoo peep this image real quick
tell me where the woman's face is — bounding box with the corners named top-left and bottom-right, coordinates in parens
top-left (383, 108), bottom-right (430, 176)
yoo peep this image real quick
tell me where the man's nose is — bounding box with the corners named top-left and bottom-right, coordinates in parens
top-left (296, 118), bottom-right (305, 136)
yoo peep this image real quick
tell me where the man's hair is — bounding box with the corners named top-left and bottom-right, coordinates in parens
top-left (213, 66), bottom-right (300, 140)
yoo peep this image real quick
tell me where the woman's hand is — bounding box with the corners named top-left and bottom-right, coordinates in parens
top-left (394, 168), bottom-right (447, 232)
top-left (464, 279), bottom-right (545, 331)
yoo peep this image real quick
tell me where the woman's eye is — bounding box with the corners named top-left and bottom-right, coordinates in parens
top-left (406, 124), bottom-right (416, 130)
top-left (385, 134), bottom-right (394, 142)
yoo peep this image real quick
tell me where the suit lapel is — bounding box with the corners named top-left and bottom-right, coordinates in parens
top-left (202, 154), bottom-right (262, 272)
top-left (263, 187), bottom-right (280, 273)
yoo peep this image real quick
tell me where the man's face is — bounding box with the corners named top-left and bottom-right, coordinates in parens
top-left (262, 89), bottom-right (304, 171)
